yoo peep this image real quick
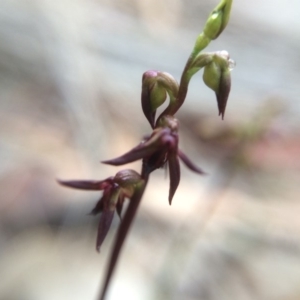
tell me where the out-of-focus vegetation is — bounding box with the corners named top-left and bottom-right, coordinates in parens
top-left (0, 0), bottom-right (300, 299)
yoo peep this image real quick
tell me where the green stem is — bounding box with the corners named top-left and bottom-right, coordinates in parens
top-left (156, 52), bottom-right (209, 125)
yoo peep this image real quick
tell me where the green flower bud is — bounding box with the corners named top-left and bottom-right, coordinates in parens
top-left (193, 0), bottom-right (232, 55)
top-left (203, 10), bottom-right (223, 40)
top-left (142, 70), bottom-right (179, 128)
top-left (204, 0), bottom-right (233, 40)
top-left (202, 51), bottom-right (235, 119)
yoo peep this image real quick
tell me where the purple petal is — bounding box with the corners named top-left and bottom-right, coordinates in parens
top-left (57, 179), bottom-right (109, 190)
top-left (102, 143), bottom-right (157, 166)
top-left (178, 150), bottom-right (206, 175)
top-left (168, 151), bottom-right (180, 205)
top-left (96, 210), bottom-right (115, 252)
top-left (102, 129), bottom-right (170, 166)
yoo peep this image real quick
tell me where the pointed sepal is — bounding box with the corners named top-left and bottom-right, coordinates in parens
top-left (168, 150), bottom-right (180, 205)
top-left (57, 178), bottom-right (112, 190)
top-left (178, 150), bottom-right (206, 175)
top-left (96, 210), bottom-right (115, 252)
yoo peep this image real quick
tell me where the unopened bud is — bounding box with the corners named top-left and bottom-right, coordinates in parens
top-left (193, 0), bottom-right (232, 54)
top-left (142, 71), bottom-right (178, 128)
top-left (203, 10), bottom-right (223, 40)
top-left (204, 0), bottom-right (233, 40)
top-left (202, 51), bottom-right (234, 119)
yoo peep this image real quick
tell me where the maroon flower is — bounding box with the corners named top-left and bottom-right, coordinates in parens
top-left (102, 116), bottom-right (205, 205)
top-left (58, 169), bottom-right (143, 252)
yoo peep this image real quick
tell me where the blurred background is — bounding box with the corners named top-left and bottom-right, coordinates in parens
top-left (1, 0), bottom-right (300, 299)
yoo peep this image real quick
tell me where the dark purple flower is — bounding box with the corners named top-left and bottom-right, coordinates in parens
top-left (58, 169), bottom-right (143, 252)
top-left (102, 116), bottom-right (205, 205)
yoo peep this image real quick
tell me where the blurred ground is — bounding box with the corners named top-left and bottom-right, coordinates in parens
top-left (0, 0), bottom-right (300, 299)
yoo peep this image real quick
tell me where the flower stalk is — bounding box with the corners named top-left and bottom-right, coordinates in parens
top-left (58, 0), bottom-right (234, 299)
